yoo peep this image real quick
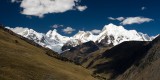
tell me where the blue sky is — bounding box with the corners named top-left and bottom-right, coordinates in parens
top-left (0, 0), bottom-right (159, 36)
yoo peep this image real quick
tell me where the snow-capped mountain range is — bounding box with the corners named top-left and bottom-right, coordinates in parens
top-left (6, 23), bottom-right (153, 53)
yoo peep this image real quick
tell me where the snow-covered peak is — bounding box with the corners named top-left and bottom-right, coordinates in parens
top-left (97, 23), bottom-right (152, 45)
top-left (6, 27), bottom-right (65, 53)
top-left (46, 29), bottom-right (61, 38)
top-left (138, 32), bottom-right (152, 41)
top-left (6, 27), bottom-right (29, 35)
top-left (46, 29), bottom-right (70, 43)
top-left (73, 30), bottom-right (97, 42)
top-left (6, 27), bottom-right (43, 40)
top-left (46, 29), bottom-right (58, 36)
top-left (7, 27), bottom-right (29, 34)
top-left (102, 23), bottom-right (124, 31)
top-left (73, 31), bottom-right (86, 37)
top-left (150, 34), bottom-right (160, 40)
top-left (6, 23), bottom-right (154, 53)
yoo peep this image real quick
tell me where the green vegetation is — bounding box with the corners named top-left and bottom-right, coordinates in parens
top-left (0, 28), bottom-right (95, 80)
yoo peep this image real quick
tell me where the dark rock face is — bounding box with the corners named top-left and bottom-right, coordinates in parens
top-left (91, 41), bottom-right (150, 79)
top-left (61, 44), bottom-right (74, 51)
top-left (61, 39), bottom-right (82, 51)
top-left (96, 35), bottom-right (114, 47)
top-left (117, 35), bottom-right (160, 80)
top-left (61, 41), bottom-right (99, 64)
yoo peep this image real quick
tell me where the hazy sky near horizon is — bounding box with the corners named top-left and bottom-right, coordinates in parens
top-left (0, 0), bottom-right (160, 36)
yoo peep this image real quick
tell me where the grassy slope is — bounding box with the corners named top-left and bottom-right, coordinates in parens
top-left (81, 47), bottom-right (110, 68)
top-left (0, 28), bottom-right (95, 80)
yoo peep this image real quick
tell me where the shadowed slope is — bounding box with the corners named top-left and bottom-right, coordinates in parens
top-left (90, 41), bottom-right (150, 80)
top-left (88, 35), bottom-right (159, 80)
top-left (117, 35), bottom-right (160, 80)
top-left (61, 41), bottom-right (99, 64)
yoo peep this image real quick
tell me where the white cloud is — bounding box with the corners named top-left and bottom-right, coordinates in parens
top-left (108, 17), bottom-right (115, 20)
top-left (51, 24), bottom-right (63, 28)
top-left (11, 0), bottom-right (21, 3)
top-left (109, 16), bottom-right (153, 25)
top-left (141, 7), bottom-right (146, 10)
top-left (77, 6), bottom-right (87, 11)
top-left (121, 17), bottom-right (153, 25)
top-left (62, 27), bottom-right (76, 34)
top-left (12, 0), bottom-right (87, 17)
top-left (91, 29), bottom-right (101, 35)
top-left (116, 17), bottom-right (125, 21)
top-left (108, 17), bottom-right (125, 21)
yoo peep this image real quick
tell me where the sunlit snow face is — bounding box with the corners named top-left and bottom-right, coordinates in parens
top-left (9, 27), bottom-right (29, 33)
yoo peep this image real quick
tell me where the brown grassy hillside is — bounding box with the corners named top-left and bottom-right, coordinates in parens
top-left (0, 26), bottom-right (95, 80)
top-left (81, 47), bottom-right (110, 68)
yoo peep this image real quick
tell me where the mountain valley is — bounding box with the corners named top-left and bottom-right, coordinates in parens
top-left (0, 24), bottom-right (159, 80)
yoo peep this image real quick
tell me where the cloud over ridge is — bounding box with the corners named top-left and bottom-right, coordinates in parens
top-left (63, 27), bottom-right (76, 34)
top-left (121, 17), bottom-right (153, 25)
top-left (108, 16), bottom-right (153, 25)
